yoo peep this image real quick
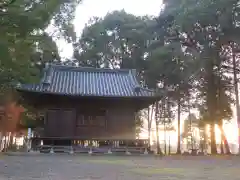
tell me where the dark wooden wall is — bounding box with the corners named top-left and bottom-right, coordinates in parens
top-left (42, 96), bottom-right (137, 140)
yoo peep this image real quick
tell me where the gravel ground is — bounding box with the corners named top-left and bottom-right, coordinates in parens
top-left (0, 154), bottom-right (240, 180)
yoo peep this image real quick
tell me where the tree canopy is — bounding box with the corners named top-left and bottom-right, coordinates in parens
top-left (0, 0), bottom-right (81, 89)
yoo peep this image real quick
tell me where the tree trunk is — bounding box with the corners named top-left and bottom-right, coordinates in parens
top-left (147, 106), bottom-right (151, 147)
top-left (155, 102), bottom-right (160, 154)
top-left (218, 120), bottom-right (231, 154)
top-left (206, 61), bottom-right (218, 154)
top-left (210, 123), bottom-right (218, 154)
top-left (188, 98), bottom-right (194, 152)
top-left (168, 134), bottom-right (171, 155)
top-left (167, 99), bottom-right (171, 155)
top-left (220, 136), bottom-right (224, 154)
top-left (6, 132), bottom-right (11, 150)
top-left (232, 44), bottom-right (240, 154)
top-left (203, 126), bottom-right (208, 153)
top-left (163, 99), bottom-right (167, 155)
top-left (8, 132), bottom-right (14, 151)
top-left (176, 98), bottom-right (181, 154)
top-left (3, 132), bottom-right (9, 152)
top-left (147, 106), bottom-right (154, 148)
top-left (164, 121), bottom-right (167, 154)
top-left (219, 120), bottom-right (224, 154)
top-left (199, 128), bottom-right (205, 153)
top-left (155, 102), bottom-right (162, 155)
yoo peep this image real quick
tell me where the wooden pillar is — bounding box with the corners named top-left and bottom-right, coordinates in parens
top-left (69, 140), bottom-right (74, 154)
top-left (125, 140), bottom-right (131, 155)
top-left (88, 140), bottom-right (93, 154)
top-left (107, 140), bottom-right (112, 154)
top-left (50, 139), bottom-right (54, 154)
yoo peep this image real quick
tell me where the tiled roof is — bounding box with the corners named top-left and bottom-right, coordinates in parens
top-left (17, 65), bottom-right (155, 98)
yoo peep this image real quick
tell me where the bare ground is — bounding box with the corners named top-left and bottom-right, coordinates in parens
top-left (0, 154), bottom-right (239, 180)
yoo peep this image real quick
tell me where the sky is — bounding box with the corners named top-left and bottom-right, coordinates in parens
top-left (57, 0), bottom-right (163, 58)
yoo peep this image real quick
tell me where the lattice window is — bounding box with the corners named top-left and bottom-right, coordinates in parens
top-left (77, 110), bottom-right (106, 127)
top-left (76, 115), bottom-right (84, 126)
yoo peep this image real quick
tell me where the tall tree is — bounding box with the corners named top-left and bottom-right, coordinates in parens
top-left (74, 10), bottom-right (154, 73)
top-left (146, 22), bottom-right (194, 154)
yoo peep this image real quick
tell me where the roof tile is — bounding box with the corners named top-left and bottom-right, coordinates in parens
top-left (18, 65), bottom-right (155, 97)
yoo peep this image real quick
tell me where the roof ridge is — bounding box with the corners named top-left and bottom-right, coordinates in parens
top-left (50, 64), bottom-right (135, 73)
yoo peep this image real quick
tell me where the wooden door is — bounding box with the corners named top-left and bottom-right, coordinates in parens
top-left (59, 109), bottom-right (76, 137)
top-left (45, 109), bottom-right (76, 137)
top-left (45, 109), bottom-right (59, 137)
